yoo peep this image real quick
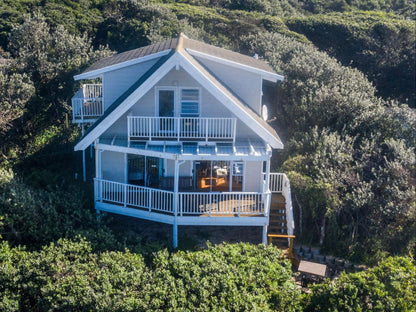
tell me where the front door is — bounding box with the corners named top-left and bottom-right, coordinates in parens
top-left (146, 157), bottom-right (162, 188)
top-left (158, 89), bottom-right (175, 133)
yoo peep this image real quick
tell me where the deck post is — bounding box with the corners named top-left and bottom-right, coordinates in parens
top-left (264, 158), bottom-right (271, 193)
top-left (82, 149), bottom-right (86, 182)
top-left (262, 225), bottom-right (268, 245)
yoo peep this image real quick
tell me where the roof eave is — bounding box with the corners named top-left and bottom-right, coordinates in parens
top-left (186, 48), bottom-right (284, 82)
top-left (74, 50), bottom-right (172, 81)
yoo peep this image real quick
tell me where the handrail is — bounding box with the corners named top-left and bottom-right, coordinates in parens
top-left (267, 234), bottom-right (296, 259)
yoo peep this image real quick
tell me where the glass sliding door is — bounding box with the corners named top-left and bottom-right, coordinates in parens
top-left (194, 160), bottom-right (231, 192)
top-left (128, 155), bottom-right (163, 188)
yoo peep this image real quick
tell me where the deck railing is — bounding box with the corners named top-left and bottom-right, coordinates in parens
top-left (94, 178), bottom-right (266, 216)
top-left (72, 84), bottom-right (103, 123)
top-left (128, 116), bottom-right (236, 142)
top-left (269, 172), bottom-right (284, 193)
top-left (96, 179), bottom-right (174, 214)
top-left (179, 192), bottom-right (266, 216)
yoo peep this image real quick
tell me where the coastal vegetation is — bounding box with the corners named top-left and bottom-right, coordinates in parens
top-left (0, 0), bottom-right (414, 310)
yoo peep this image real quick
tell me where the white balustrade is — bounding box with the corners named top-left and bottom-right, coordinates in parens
top-left (128, 116), bottom-right (236, 141)
top-left (179, 192), bottom-right (265, 216)
top-left (269, 172), bottom-right (284, 193)
top-left (94, 179), bottom-right (265, 216)
top-left (72, 84), bottom-right (103, 122)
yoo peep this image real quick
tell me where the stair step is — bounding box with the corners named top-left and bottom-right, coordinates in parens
top-left (268, 232), bottom-right (288, 235)
top-left (270, 220), bottom-right (286, 224)
top-left (270, 216), bottom-right (287, 220)
top-left (268, 225), bottom-right (287, 230)
top-left (270, 212), bottom-right (286, 216)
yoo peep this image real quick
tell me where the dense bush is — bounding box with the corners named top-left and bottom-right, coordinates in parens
top-left (304, 256), bottom-right (416, 311)
top-left (243, 32), bottom-right (415, 260)
top-left (0, 239), bottom-right (301, 311)
top-left (0, 0), bottom-right (414, 265)
top-left (286, 11), bottom-right (416, 107)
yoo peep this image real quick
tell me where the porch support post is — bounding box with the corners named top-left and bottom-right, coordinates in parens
top-left (262, 225), bottom-right (268, 245)
top-left (82, 149), bottom-right (86, 182)
top-left (264, 158), bottom-right (271, 193)
top-left (96, 146), bottom-right (102, 179)
top-left (173, 159), bottom-right (179, 249)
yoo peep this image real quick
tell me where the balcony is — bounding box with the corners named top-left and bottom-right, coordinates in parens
top-left (128, 116), bottom-right (237, 142)
top-left (72, 84), bottom-right (103, 123)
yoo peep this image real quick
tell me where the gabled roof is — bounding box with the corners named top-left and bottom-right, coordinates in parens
top-left (76, 33), bottom-right (282, 80)
top-left (78, 52), bottom-right (174, 143)
top-left (74, 34), bottom-right (284, 151)
top-left (79, 39), bottom-right (179, 76)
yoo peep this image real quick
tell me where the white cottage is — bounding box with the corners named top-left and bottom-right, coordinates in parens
top-left (72, 34), bottom-right (294, 247)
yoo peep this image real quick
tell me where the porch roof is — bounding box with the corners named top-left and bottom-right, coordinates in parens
top-left (97, 136), bottom-right (271, 160)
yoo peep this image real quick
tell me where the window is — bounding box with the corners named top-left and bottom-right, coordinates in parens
top-left (181, 89), bottom-right (199, 117)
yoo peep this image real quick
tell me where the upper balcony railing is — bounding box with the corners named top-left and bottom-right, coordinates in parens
top-left (128, 116), bottom-right (237, 142)
top-left (72, 84), bottom-right (103, 123)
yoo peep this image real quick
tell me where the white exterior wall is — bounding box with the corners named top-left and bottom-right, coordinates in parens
top-left (194, 57), bottom-right (263, 115)
top-left (165, 160), bottom-right (193, 177)
top-left (101, 151), bottom-right (126, 182)
top-left (244, 161), bottom-right (263, 192)
top-left (101, 67), bottom-right (260, 140)
top-left (102, 59), bottom-right (159, 110)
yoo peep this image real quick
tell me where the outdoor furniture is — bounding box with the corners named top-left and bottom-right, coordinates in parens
top-left (298, 260), bottom-right (327, 287)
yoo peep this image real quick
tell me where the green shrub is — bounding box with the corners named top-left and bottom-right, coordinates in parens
top-left (304, 256), bottom-right (416, 311)
top-left (0, 239), bottom-right (301, 311)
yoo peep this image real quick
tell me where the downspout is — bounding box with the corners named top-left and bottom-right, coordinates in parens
top-left (173, 159), bottom-right (186, 248)
top-left (263, 157), bottom-right (271, 244)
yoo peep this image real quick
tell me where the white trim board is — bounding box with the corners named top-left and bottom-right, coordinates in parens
top-left (187, 49), bottom-right (284, 82)
top-left (95, 202), bottom-right (268, 226)
top-left (74, 50), bottom-right (171, 80)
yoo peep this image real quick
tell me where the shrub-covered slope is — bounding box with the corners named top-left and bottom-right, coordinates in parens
top-left (0, 0), bottom-right (414, 262)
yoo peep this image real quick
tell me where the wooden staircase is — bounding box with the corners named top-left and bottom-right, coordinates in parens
top-left (267, 173), bottom-right (296, 263)
top-left (268, 193), bottom-right (288, 235)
